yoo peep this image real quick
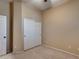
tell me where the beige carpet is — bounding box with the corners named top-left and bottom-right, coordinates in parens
top-left (0, 46), bottom-right (79, 59)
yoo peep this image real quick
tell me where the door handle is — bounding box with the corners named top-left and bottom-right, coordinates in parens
top-left (3, 36), bottom-right (7, 38)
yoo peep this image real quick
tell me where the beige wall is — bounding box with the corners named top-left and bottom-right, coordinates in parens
top-left (13, 1), bottom-right (42, 52)
top-left (43, 0), bottom-right (79, 55)
top-left (22, 3), bottom-right (42, 22)
top-left (0, 1), bottom-right (9, 15)
top-left (13, 0), bottom-right (23, 52)
top-left (0, 1), bottom-right (10, 52)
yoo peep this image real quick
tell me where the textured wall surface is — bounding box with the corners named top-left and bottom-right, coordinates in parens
top-left (13, 1), bottom-right (42, 52)
top-left (43, 0), bottom-right (79, 55)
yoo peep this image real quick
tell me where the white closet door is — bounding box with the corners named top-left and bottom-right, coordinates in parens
top-left (0, 15), bottom-right (7, 55)
top-left (24, 18), bottom-right (41, 50)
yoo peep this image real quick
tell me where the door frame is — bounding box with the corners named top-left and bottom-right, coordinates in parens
top-left (8, 1), bottom-right (14, 53)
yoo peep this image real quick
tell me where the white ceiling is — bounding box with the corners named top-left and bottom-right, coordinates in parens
top-left (22, 0), bottom-right (70, 11)
top-left (51, 0), bottom-right (70, 7)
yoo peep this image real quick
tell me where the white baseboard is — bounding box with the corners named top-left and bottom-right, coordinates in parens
top-left (12, 45), bottom-right (42, 54)
top-left (43, 43), bottom-right (79, 58)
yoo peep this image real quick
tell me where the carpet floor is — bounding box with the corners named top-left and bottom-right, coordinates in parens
top-left (0, 46), bottom-right (79, 59)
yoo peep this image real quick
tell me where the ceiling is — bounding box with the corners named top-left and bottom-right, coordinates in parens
top-left (22, 0), bottom-right (70, 11)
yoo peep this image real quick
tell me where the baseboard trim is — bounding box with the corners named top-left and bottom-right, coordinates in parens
top-left (12, 45), bottom-right (42, 54)
top-left (24, 45), bottom-right (42, 51)
top-left (43, 43), bottom-right (79, 58)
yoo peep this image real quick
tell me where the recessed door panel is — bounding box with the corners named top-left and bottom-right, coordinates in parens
top-left (24, 18), bottom-right (41, 50)
top-left (0, 15), bottom-right (7, 55)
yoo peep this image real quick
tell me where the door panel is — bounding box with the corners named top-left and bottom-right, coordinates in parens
top-left (24, 18), bottom-right (41, 50)
top-left (0, 15), bottom-right (7, 55)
